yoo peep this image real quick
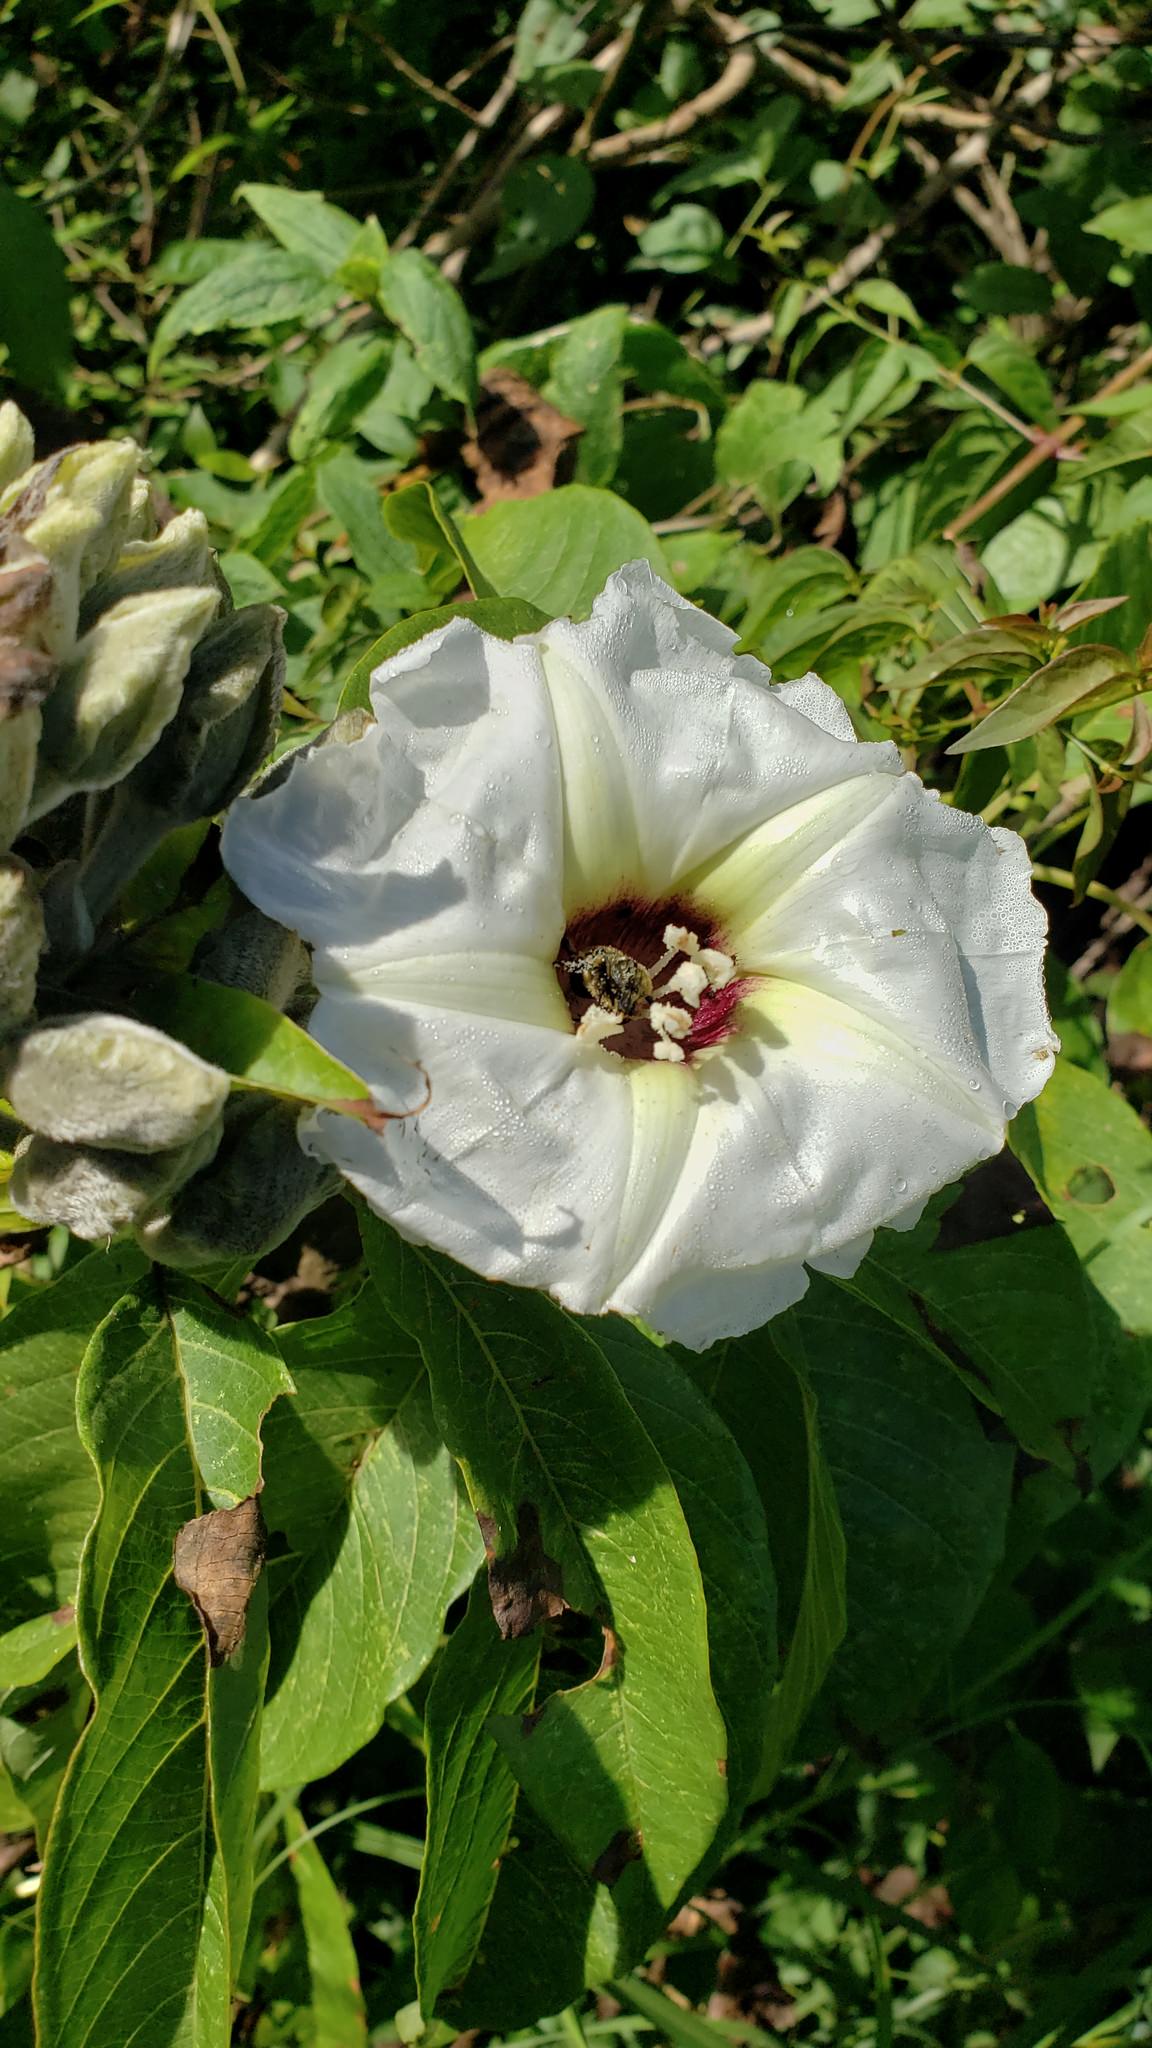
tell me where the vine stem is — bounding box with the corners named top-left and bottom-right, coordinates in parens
top-left (1031, 863), bottom-right (1152, 940)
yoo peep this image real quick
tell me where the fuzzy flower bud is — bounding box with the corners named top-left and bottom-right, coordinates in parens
top-left (138, 1099), bottom-right (340, 1269)
top-left (193, 905), bottom-right (309, 1012)
top-left (29, 583), bottom-right (220, 819)
top-left (0, 642), bottom-right (53, 853)
top-left (3, 1013), bottom-right (229, 1153)
top-left (0, 857), bottom-right (45, 1034)
top-left (11, 1118), bottom-right (223, 1241)
top-left (2, 439), bottom-right (141, 658)
top-left (0, 403), bottom-right (34, 495)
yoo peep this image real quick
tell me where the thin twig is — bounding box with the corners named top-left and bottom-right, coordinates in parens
top-left (586, 39), bottom-right (757, 162)
top-left (351, 22), bottom-right (481, 121)
top-left (944, 340), bottom-right (1152, 540)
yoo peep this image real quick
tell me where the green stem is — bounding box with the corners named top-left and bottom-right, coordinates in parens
top-left (1030, 863), bottom-right (1152, 941)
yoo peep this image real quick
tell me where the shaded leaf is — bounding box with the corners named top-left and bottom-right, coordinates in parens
top-left (465, 484), bottom-right (668, 616)
top-left (237, 183), bottom-right (360, 272)
top-left (0, 1244), bottom-right (146, 1634)
top-left (284, 1805), bottom-right (368, 2048)
top-left (0, 176), bottom-right (72, 397)
top-left (364, 1218), bottom-right (728, 1971)
top-left (261, 1288), bottom-right (481, 1787)
top-left (948, 644), bottom-right (1141, 753)
top-left (378, 248), bottom-right (477, 406)
top-left (338, 596), bottom-right (548, 715)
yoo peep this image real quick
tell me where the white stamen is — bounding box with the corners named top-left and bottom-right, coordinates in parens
top-left (653, 1038), bottom-right (686, 1062)
top-left (663, 923), bottom-right (700, 956)
top-left (698, 947), bottom-right (735, 989)
top-left (577, 1007), bottom-right (625, 1046)
top-left (649, 1001), bottom-right (691, 1041)
top-left (666, 961), bottom-right (709, 1009)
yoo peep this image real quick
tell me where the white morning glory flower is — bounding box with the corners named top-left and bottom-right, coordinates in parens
top-left (221, 564), bottom-right (1057, 1350)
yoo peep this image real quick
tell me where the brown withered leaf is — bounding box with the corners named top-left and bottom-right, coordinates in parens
top-left (477, 1500), bottom-right (567, 1640)
top-left (462, 369), bottom-right (583, 507)
top-left (173, 1494), bottom-right (266, 1666)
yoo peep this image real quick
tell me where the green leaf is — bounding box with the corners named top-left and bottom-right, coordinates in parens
top-left (1011, 1057), bottom-right (1152, 1337)
top-left (261, 1290), bottom-right (481, 1787)
top-left (316, 450), bottom-right (422, 586)
top-left (1065, 523), bottom-right (1152, 657)
top-left (1084, 197), bottom-right (1152, 255)
top-left (698, 1338), bottom-right (845, 1790)
top-left (635, 204), bottom-right (724, 275)
top-left (151, 248), bottom-right (335, 363)
top-left (775, 1280), bottom-right (1012, 1731)
top-left (131, 971), bottom-right (383, 1116)
top-left (338, 596), bottom-right (548, 714)
top-left (288, 335), bottom-right (390, 462)
top-left (0, 175), bottom-right (72, 397)
top-left (0, 1244), bottom-right (146, 1633)
top-left (364, 1219), bottom-right (728, 1970)
top-left (237, 183), bottom-right (361, 272)
top-left (34, 1274), bottom-right (286, 2047)
top-left (597, 1326), bottom-right (776, 1816)
top-left (947, 645), bottom-right (1141, 753)
top-left (382, 479), bottom-right (498, 598)
top-left (866, 1205), bottom-right (1143, 1476)
top-left (960, 264), bottom-right (1054, 316)
top-left (980, 501), bottom-right (1070, 614)
top-left (545, 305), bottom-right (627, 488)
top-left (283, 1805), bottom-right (368, 2048)
top-left (416, 1587), bottom-right (543, 2015)
top-left (483, 155), bottom-right (595, 281)
top-left (0, 1611), bottom-right (78, 1694)
top-left (968, 328), bottom-right (1057, 428)
top-left (377, 248), bottom-right (477, 406)
top-left (465, 484), bottom-right (668, 616)
top-left (913, 415), bottom-right (1018, 542)
top-left (1108, 938), bottom-right (1152, 1039)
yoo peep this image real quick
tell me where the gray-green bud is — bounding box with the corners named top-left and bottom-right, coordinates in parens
top-left (193, 905), bottom-right (309, 1012)
top-left (78, 507), bottom-right (215, 627)
top-left (138, 1099), bottom-right (340, 1270)
top-left (29, 582), bottom-right (220, 819)
top-left (3, 439), bottom-right (141, 658)
top-left (0, 857), bottom-right (45, 1035)
top-left (11, 1118), bottom-right (223, 1241)
top-left (0, 640), bottom-right (53, 853)
top-left (0, 403), bottom-right (34, 496)
top-left (3, 1013), bottom-right (230, 1153)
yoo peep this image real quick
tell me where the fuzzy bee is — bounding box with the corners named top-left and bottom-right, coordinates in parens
top-left (567, 944), bottom-right (653, 1018)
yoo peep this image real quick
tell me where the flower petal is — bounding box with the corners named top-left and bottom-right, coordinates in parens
top-left (537, 563), bottom-right (899, 908)
top-left (223, 617), bottom-right (564, 973)
top-left (604, 974), bottom-right (1015, 1348)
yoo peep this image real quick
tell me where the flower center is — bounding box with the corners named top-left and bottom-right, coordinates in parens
top-left (555, 897), bottom-right (744, 1063)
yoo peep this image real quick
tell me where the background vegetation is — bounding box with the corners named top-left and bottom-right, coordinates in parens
top-left (3, 0), bottom-right (1152, 2043)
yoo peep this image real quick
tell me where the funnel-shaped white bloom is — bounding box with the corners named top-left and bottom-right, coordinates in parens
top-left (222, 565), bottom-right (1056, 1348)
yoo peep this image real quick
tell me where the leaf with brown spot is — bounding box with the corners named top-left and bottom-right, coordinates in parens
top-left (462, 369), bottom-right (582, 507)
top-left (591, 1827), bottom-right (644, 1889)
top-left (174, 1494), bottom-right (266, 1666)
top-left (481, 1501), bottom-right (568, 1641)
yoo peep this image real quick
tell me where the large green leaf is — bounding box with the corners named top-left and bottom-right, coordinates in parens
top-left (1011, 1055), bottom-right (1152, 1337)
top-left (151, 248), bottom-right (335, 362)
top-left (0, 1245), bottom-right (146, 1633)
top-left (0, 176), bottom-right (72, 397)
top-left (363, 1218), bottom-right (728, 1973)
top-left (695, 1337), bottom-right (845, 1790)
top-left (262, 1290), bottom-right (481, 1787)
top-left (237, 184), bottom-right (360, 273)
top-left (779, 1280), bottom-right (1014, 1730)
top-left (865, 1202), bottom-right (1145, 1476)
top-left (597, 1325), bottom-right (776, 1816)
top-left (34, 1275), bottom-right (289, 2048)
top-left (464, 485), bottom-right (668, 617)
top-left (377, 248), bottom-right (477, 406)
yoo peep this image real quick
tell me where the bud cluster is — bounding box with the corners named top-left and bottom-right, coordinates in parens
top-left (0, 404), bottom-right (335, 1270)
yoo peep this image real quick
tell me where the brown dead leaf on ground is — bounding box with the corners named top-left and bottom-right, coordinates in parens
top-left (462, 369), bottom-right (583, 506)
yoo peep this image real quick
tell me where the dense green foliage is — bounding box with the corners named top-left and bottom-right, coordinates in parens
top-left (3, 2), bottom-right (1152, 2045)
